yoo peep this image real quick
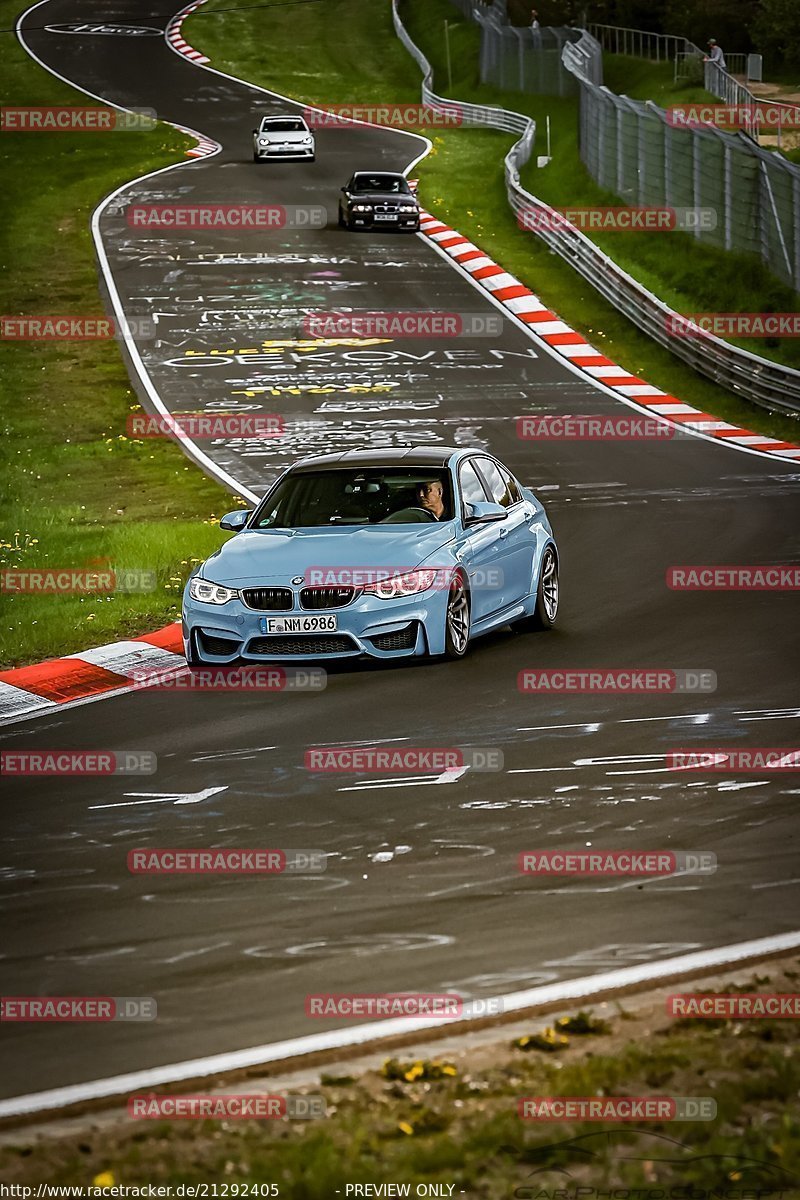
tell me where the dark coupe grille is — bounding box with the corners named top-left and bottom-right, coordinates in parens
top-left (375, 203), bottom-right (398, 213)
top-left (248, 635), bottom-right (356, 656)
top-left (300, 586), bottom-right (356, 609)
top-left (242, 587), bottom-right (293, 610)
top-left (369, 625), bottom-right (417, 651)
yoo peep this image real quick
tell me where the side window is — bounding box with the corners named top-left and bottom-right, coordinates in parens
top-left (459, 460), bottom-right (490, 512)
top-left (498, 463), bottom-right (523, 505)
top-left (475, 458), bottom-right (519, 508)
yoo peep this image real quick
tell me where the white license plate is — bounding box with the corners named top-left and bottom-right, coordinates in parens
top-left (265, 615), bottom-right (338, 634)
top-left (375, 213), bottom-right (398, 221)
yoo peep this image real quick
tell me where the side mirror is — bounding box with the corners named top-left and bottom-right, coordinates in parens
top-left (252, 128), bottom-right (258, 134)
top-left (464, 501), bottom-right (507, 524)
top-left (219, 509), bottom-right (252, 532)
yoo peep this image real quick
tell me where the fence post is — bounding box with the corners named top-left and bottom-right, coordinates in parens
top-left (723, 142), bottom-right (733, 252)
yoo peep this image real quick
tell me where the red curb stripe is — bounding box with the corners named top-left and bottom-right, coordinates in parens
top-left (572, 355), bottom-right (615, 367)
top-left (451, 248), bottom-right (485, 262)
top-left (0, 658), bottom-right (129, 702)
top-left (136, 624), bottom-right (184, 652)
top-left (517, 310), bottom-right (558, 324)
top-left (492, 285), bottom-right (532, 301)
top-left (663, 411), bottom-right (719, 423)
top-left (472, 265), bottom-right (505, 280)
top-left (541, 332), bottom-right (589, 346)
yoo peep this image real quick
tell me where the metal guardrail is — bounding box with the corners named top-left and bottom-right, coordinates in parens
top-left (587, 23), bottom-right (752, 80)
top-left (393, 0), bottom-right (800, 416)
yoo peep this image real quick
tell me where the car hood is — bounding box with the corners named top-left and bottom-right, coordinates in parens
top-left (348, 191), bottom-right (417, 205)
top-left (202, 524), bottom-right (456, 585)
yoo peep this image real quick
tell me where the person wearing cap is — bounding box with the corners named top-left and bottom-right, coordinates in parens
top-left (704, 39), bottom-right (727, 70)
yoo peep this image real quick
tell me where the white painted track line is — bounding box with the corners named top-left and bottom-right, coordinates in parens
top-left (1, 930), bottom-right (798, 1119)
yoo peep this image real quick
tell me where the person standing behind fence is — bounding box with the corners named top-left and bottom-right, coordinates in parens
top-left (530, 7), bottom-right (542, 47)
top-left (704, 39), bottom-right (727, 70)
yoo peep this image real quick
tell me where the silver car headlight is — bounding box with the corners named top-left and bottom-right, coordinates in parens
top-left (258, 137), bottom-right (270, 145)
top-left (352, 204), bottom-right (372, 212)
top-left (189, 577), bottom-right (240, 605)
top-left (399, 204), bottom-right (417, 213)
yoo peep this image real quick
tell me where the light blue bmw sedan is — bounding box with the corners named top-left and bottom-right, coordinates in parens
top-left (182, 447), bottom-right (558, 665)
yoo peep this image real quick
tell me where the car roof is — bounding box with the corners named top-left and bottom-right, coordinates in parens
top-left (351, 170), bottom-right (405, 178)
top-left (291, 447), bottom-right (471, 472)
top-left (260, 114), bottom-right (307, 122)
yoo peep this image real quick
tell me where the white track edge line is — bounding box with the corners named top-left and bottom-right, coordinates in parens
top-left (16, 0), bottom-right (256, 505)
top-left (1, 930), bottom-right (798, 1118)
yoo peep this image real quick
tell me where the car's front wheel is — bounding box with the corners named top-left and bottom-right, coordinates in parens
top-left (443, 570), bottom-right (470, 659)
top-left (517, 545), bottom-right (559, 632)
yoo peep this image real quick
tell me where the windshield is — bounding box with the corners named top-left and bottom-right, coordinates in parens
top-left (351, 174), bottom-right (410, 194)
top-left (260, 118), bottom-right (307, 132)
top-left (253, 468), bottom-right (453, 528)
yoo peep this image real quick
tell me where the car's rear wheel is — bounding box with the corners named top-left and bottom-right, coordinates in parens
top-left (443, 571), bottom-right (470, 659)
top-left (516, 546), bottom-right (559, 632)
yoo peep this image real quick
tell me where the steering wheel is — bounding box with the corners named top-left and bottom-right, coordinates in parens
top-left (380, 507), bottom-right (438, 524)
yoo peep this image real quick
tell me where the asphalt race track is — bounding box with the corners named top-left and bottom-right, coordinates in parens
top-left (2, 0), bottom-right (800, 1106)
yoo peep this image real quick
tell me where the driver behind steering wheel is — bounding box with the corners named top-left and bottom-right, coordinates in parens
top-left (416, 479), bottom-right (446, 520)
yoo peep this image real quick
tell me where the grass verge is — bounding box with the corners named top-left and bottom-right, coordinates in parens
top-left (184, 0), bottom-right (800, 446)
top-left (0, 2), bottom-right (235, 668)
top-left (2, 960), bottom-right (798, 1193)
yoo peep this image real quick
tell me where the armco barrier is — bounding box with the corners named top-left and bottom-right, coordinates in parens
top-left (393, 0), bottom-right (800, 415)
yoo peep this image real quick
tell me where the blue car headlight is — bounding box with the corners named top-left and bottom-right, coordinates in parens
top-left (189, 577), bottom-right (240, 605)
top-left (363, 568), bottom-right (441, 600)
